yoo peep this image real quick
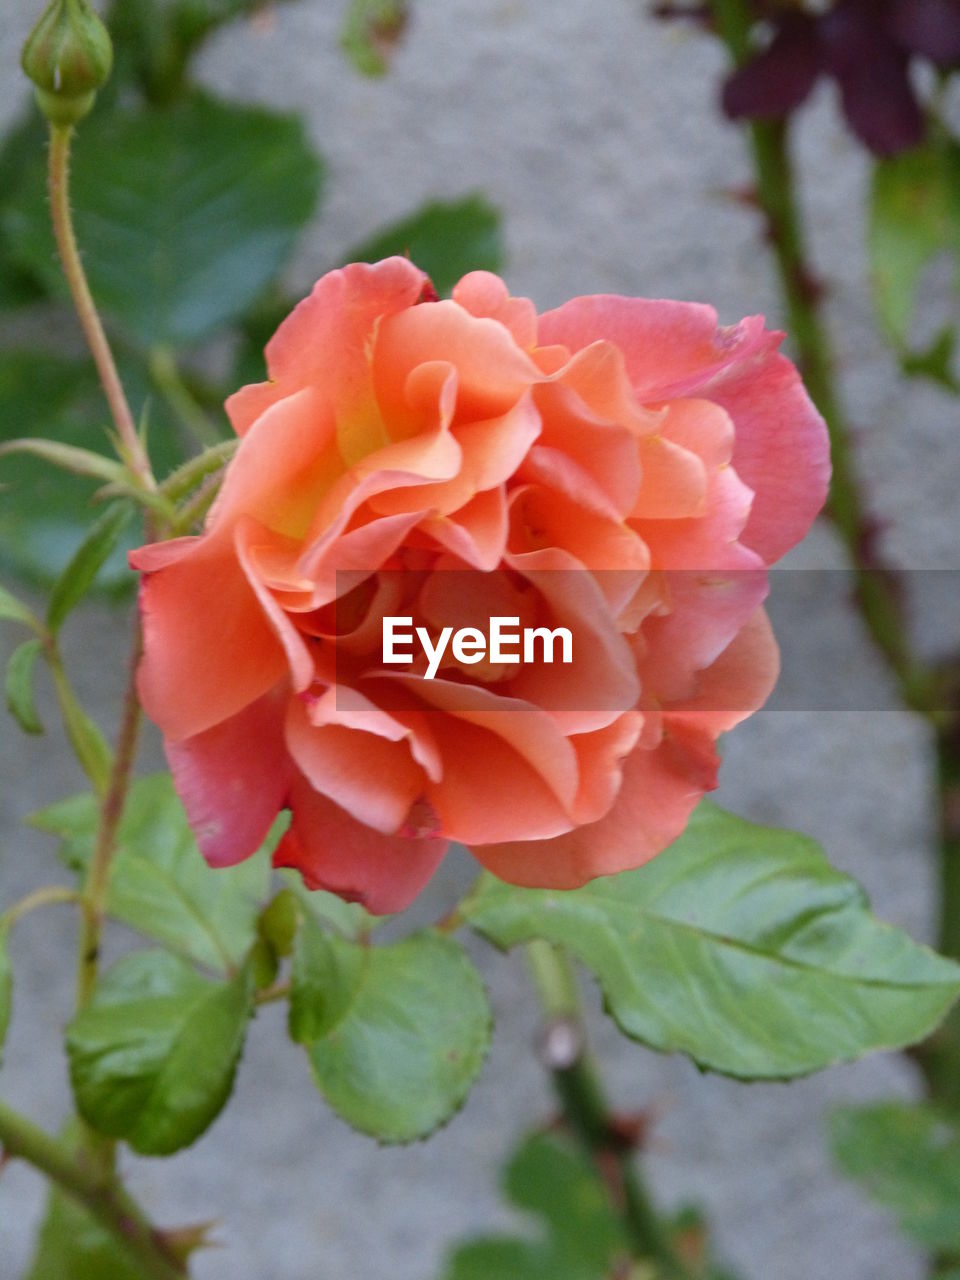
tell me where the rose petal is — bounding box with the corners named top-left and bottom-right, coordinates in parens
top-left (540, 297), bottom-right (829, 564)
top-left (209, 387), bottom-right (340, 541)
top-left (373, 299), bottom-right (541, 428)
top-left (422, 713), bottom-right (576, 844)
top-left (471, 721), bottom-right (718, 887)
top-left (506, 546), bottom-right (642, 733)
top-left (225, 258), bottom-right (427, 436)
top-left (667, 606), bottom-right (780, 733)
top-left (705, 352), bottom-right (830, 564)
top-left (133, 531), bottom-right (286, 743)
top-left (275, 772), bottom-right (447, 913)
top-left (421, 485), bottom-right (509, 570)
top-left (539, 295), bottom-right (775, 401)
top-left (452, 271), bottom-right (539, 348)
top-left (166, 687), bottom-right (291, 868)
top-left (285, 696), bottom-right (427, 835)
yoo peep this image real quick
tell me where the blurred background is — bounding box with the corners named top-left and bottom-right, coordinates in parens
top-left (1, 1), bottom-right (958, 1277)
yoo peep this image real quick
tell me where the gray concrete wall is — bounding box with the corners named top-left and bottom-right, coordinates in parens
top-left (2, 2), bottom-right (958, 1278)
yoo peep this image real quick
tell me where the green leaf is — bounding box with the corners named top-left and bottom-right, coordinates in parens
top-left (5, 638), bottom-right (44, 735)
top-left (870, 142), bottom-right (960, 346)
top-left (0, 924), bottom-right (11, 1065)
top-left (290, 923), bottom-right (490, 1141)
top-left (341, 0), bottom-right (408, 76)
top-left (27, 1125), bottom-right (143, 1280)
top-left (0, 352), bottom-right (115, 587)
top-left (444, 1130), bottom-right (630, 1280)
top-left (0, 350), bottom-right (182, 590)
top-left (66, 949), bottom-right (252, 1155)
top-left (900, 325), bottom-right (960, 393)
top-left (30, 774), bottom-right (272, 974)
top-left (463, 802), bottom-right (960, 1080)
top-left (47, 503), bottom-right (133, 634)
top-left (50, 671), bottom-right (112, 796)
top-left (0, 582), bottom-right (42, 631)
top-left (4, 94), bottom-right (323, 347)
top-left (0, 113), bottom-right (48, 312)
top-left (830, 1103), bottom-right (960, 1254)
top-left (0, 438), bottom-right (126, 485)
top-left (346, 195), bottom-right (503, 297)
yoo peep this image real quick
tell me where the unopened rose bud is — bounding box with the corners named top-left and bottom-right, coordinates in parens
top-left (21, 0), bottom-right (113, 127)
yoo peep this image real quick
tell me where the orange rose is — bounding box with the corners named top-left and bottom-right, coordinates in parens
top-left (131, 258), bottom-right (829, 912)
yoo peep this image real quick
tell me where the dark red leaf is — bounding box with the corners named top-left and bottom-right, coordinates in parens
top-left (822, 0), bottom-right (925, 153)
top-left (722, 13), bottom-right (823, 119)
top-left (888, 0), bottom-right (960, 66)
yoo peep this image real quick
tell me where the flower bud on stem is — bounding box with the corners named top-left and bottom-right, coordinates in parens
top-left (21, 0), bottom-right (112, 127)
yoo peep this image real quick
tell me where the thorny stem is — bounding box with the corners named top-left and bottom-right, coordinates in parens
top-left (47, 124), bottom-right (155, 493)
top-left (709, 0), bottom-right (960, 1107)
top-left (75, 616), bottom-right (144, 1011)
top-left (918, 715), bottom-right (960, 1110)
top-left (46, 93), bottom-right (154, 1027)
top-left (0, 1099), bottom-right (186, 1280)
top-left (37, 94), bottom-right (178, 1268)
top-left (527, 942), bottom-right (695, 1279)
top-left (711, 0), bottom-right (932, 712)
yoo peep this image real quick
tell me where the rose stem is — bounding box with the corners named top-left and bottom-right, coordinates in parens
top-left (0, 1098), bottom-right (186, 1279)
top-left (45, 119), bottom-right (153, 1012)
top-left (710, 0), bottom-right (960, 1106)
top-left (75, 617), bottom-right (144, 1011)
top-left (47, 124), bottom-right (155, 493)
top-left (46, 121), bottom-right (158, 1198)
top-left (527, 941), bottom-right (697, 1278)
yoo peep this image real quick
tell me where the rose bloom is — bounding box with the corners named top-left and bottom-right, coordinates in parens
top-left (131, 259), bottom-right (829, 913)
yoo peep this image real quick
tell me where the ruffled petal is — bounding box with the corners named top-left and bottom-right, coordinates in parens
top-left (540, 297), bottom-right (829, 565)
top-left (505, 547), bottom-right (642, 733)
top-left (666, 606), bottom-right (780, 734)
top-left (452, 271), bottom-right (538, 348)
top-left (285, 694), bottom-right (428, 835)
top-left (470, 722), bottom-right (718, 887)
top-left (132, 532), bottom-right (286, 743)
top-left (422, 713), bottom-right (576, 844)
top-left (225, 258), bottom-right (428, 436)
top-left (166, 687), bottom-right (291, 868)
top-left (274, 772), bottom-right (447, 914)
top-left (373, 299), bottom-right (541, 429)
top-left (209, 387), bottom-right (340, 540)
top-left (704, 352), bottom-right (830, 565)
top-left (538, 296), bottom-right (775, 401)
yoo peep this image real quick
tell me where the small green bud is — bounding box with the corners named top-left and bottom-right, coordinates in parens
top-left (21, 0), bottom-right (113, 127)
top-left (258, 888), bottom-right (301, 960)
